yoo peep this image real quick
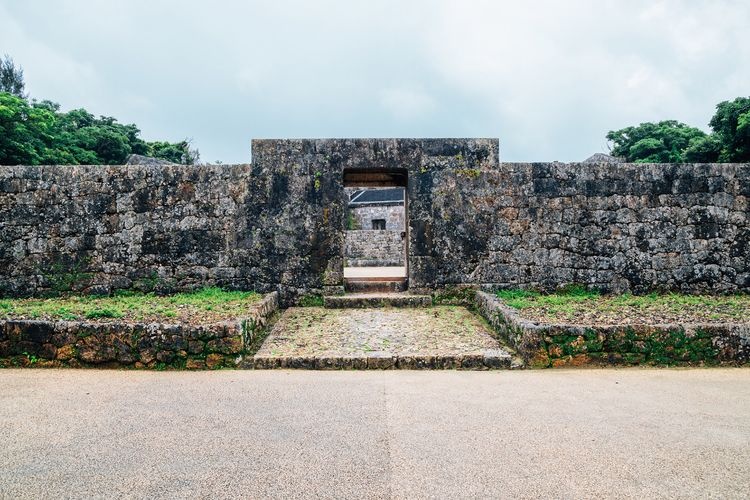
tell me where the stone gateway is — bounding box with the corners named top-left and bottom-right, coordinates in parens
top-left (0, 138), bottom-right (748, 304)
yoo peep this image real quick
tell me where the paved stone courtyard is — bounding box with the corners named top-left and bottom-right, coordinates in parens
top-left (253, 306), bottom-right (515, 369)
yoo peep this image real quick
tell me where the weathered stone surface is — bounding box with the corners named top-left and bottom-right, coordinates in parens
top-left (260, 141), bottom-right (750, 295)
top-left (252, 306), bottom-right (516, 370)
top-left (1, 140), bottom-right (748, 302)
top-left (346, 201), bottom-right (406, 233)
top-left (125, 154), bottom-right (175, 166)
top-left (0, 163), bottom-right (293, 300)
top-left (344, 279), bottom-right (407, 293)
top-left (185, 358), bottom-right (205, 370)
top-left (345, 230), bottom-right (404, 267)
top-left (0, 292), bottom-right (279, 369)
top-left (366, 353), bottom-right (395, 370)
top-left (323, 294), bottom-right (432, 308)
top-left (475, 291), bottom-right (750, 367)
top-left (205, 353), bottom-right (224, 369)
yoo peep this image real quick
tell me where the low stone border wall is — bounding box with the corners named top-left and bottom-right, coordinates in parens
top-left (253, 350), bottom-right (514, 370)
top-left (0, 292), bottom-right (278, 369)
top-left (475, 291), bottom-right (750, 368)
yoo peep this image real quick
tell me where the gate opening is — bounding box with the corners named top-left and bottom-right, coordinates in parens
top-left (343, 169), bottom-right (408, 292)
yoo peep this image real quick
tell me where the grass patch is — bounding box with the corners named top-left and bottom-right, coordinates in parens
top-left (496, 288), bottom-right (749, 324)
top-left (299, 294), bottom-right (324, 307)
top-left (0, 287), bottom-right (261, 324)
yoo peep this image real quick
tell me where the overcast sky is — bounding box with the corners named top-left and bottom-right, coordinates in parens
top-left (2, 0), bottom-right (748, 163)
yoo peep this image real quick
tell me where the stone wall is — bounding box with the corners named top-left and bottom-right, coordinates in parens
top-left (0, 292), bottom-right (278, 369)
top-left (0, 163), bottom-right (332, 302)
top-left (254, 139), bottom-right (749, 294)
top-left (425, 161), bottom-right (750, 293)
top-left (1, 139), bottom-right (749, 300)
top-left (475, 291), bottom-right (750, 367)
top-left (345, 230), bottom-right (405, 267)
top-left (349, 204), bottom-right (405, 231)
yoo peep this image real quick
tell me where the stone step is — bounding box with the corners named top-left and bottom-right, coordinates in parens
top-left (253, 349), bottom-right (518, 370)
top-left (344, 279), bottom-right (407, 293)
top-left (323, 293), bottom-right (432, 308)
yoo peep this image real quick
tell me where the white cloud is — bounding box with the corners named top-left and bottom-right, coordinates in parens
top-left (0, 3), bottom-right (103, 104)
top-left (421, 0), bottom-right (750, 158)
top-left (0, 0), bottom-right (747, 162)
top-left (379, 87), bottom-right (436, 121)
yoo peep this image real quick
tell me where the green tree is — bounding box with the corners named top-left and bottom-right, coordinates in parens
top-left (0, 91), bottom-right (201, 165)
top-left (709, 97), bottom-right (750, 162)
top-left (606, 120), bottom-right (708, 163)
top-left (0, 54), bottom-right (25, 97)
top-left (0, 55), bottom-right (200, 165)
top-left (145, 140), bottom-right (199, 164)
top-left (0, 92), bottom-right (53, 164)
top-left (683, 135), bottom-right (722, 162)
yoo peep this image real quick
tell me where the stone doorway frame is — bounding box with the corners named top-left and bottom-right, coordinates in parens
top-left (342, 168), bottom-right (409, 290)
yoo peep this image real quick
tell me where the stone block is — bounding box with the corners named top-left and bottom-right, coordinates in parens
top-left (205, 353), bottom-right (224, 369)
top-left (367, 354), bottom-right (395, 369)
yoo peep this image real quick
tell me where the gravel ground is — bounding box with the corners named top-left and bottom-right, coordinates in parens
top-left (255, 306), bottom-right (503, 357)
top-left (1, 369), bottom-right (749, 499)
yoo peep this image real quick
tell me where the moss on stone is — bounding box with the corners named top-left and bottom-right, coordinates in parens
top-left (455, 168), bottom-right (481, 179)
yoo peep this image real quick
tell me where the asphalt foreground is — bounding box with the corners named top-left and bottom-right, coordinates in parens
top-left (1, 370), bottom-right (749, 499)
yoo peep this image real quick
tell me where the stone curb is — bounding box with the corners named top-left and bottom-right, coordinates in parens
top-left (252, 349), bottom-right (513, 370)
top-left (474, 290), bottom-right (750, 367)
top-left (0, 291), bottom-right (279, 369)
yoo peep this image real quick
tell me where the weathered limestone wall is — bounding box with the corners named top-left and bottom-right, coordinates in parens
top-left (475, 291), bottom-right (750, 367)
top-left (251, 138), bottom-right (503, 295)
top-left (0, 163), bottom-right (329, 300)
top-left (254, 139), bottom-right (748, 294)
top-left (429, 162), bottom-right (749, 293)
top-left (345, 230), bottom-right (404, 267)
top-left (0, 292), bottom-right (279, 369)
top-left (1, 139), bottom-right (749, 299)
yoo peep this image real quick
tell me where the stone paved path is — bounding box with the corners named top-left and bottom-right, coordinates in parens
top-left (253, 306), bottom-right (514, 369)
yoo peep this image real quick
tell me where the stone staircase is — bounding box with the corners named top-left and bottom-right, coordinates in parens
top-left (323, 292), bottom-right (432, 308)
top-left (344, 277), bottom-right (407, 293)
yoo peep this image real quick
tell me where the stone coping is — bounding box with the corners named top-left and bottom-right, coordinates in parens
top-left (475, 291), bottom-right (750, 367)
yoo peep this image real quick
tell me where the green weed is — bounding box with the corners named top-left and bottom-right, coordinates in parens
top-left (299, 294), bottom-right (324, 307)
top-left (0, 287), bottom-right (261, 322)
top-left (497, 287), bottom-right (749, 323)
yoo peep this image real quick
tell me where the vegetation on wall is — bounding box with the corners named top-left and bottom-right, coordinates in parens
top-left (0, 55), bottom-right (198, 166)
top-left (607, 97), bottom-right (750, 163)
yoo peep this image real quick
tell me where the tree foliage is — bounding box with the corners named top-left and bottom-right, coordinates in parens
top-left (607, 97), bottom-right (750, 163)
top-left (606, 120), bottom-right (709, 163)
top-left (145, 140), bottom-right (200, 165)
top-left (709, 97), bottom-right (750, 162)
top-left (0, 55), bottom-right (199, 166)
top-left (0, 54), bottom-right (25, 97)
top-left (0, 91), bottom-right (199, 166)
